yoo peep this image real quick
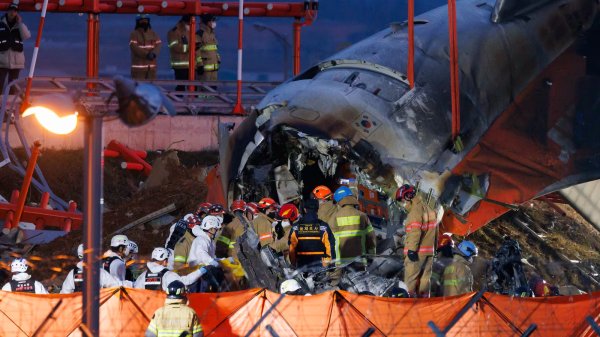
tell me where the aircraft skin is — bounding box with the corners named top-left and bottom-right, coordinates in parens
top-left (220, 0), bottom-right (599, 234)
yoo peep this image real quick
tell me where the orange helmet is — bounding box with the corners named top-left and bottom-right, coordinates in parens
top-left (230, 200), bottom-right (247, 212)
top-left (246, 202), bottom-right (259, 215)
top-left (257, 197), bottom-right (276, 210)
top-left (437, 233), bottom-right (455, 249)
top-left (312, 185), bottom-right (332, 200)
top-left (278, 203), bottom-right (299, 222)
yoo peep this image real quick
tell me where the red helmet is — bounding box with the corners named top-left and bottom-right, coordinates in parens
top-left (196, 202), bottom-right (212, 216)
top-left (183, 213), bottom-right (201, 229)
top-left (532, 278), bottom-right (552, 297)
top-left (230, 200), bottom-right (247, 212)
top-left (437, 233), bottom-right (455, 249)
top-left (257, 197), bottom-right (276, 210)
top-left (395, 184), bottom-right (416, 202)
top-left (246, 202), bottom-right (259, 215)
top-left (312, 185), bottom-right (332, 200)
top-left (278, 204), bottom-right (299, 222)
top-left (209, 204), bottom-right (225, 215)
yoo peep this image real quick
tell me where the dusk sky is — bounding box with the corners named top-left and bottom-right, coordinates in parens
top-left (19, 0), bottom-right (445, 81)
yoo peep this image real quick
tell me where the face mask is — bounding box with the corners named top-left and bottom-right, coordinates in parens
top-left (139, 22), bottom-right (149, 30)
top-left (281, 219), bottom-right (291, 228)
top-left (210, 22), bottom-right (217, 29)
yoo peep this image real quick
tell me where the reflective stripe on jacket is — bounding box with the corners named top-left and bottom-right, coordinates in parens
top-left (167, 22), bottom-right (190, 69)
top-left (173, 231), bottom-right (195, 269)
top-left (195, 23), bottom-right (219, 71)
top-left (146, 298), bottom-right (202, 337)
top-left (288, 213), bottom-right (334, 269)
top-left (215, 216), bottom-right (245, 258)
top-left (442, 254), bottom-right (473, 296)
top-left (129, 28), bottom-right (161, 69)
top-left (252, 213), bottom-right (274, 247)
top-left (329, 196), bottom-right (376, 265)
top-left (403, 195), bottom-right (440, 256)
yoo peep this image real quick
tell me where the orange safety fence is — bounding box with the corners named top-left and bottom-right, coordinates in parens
top-left (1, 288), bottom-right (600, 336)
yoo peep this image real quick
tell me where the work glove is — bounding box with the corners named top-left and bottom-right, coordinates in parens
top-left (146, 52), bottom-right (156, 60)
top-left (407, 250), bottom-right (419, 262)
top-left (181, 35), bottom-right (188, 45)
top-left (209, 259), bottom-right (220, 267)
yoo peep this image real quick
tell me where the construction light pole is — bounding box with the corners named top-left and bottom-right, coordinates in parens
top-left (253, 23), bottom-right (291, 80)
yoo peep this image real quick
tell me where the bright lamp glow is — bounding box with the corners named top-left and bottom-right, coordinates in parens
top-left (23, 106), bottom-right (78, 135)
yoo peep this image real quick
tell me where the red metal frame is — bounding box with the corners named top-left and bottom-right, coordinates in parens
top-left (105, 139), bottom-right (152, 176)
top-left (1, 190), bottom-right (82, 230)
top-left (12, 141), bottom-right (42, 227)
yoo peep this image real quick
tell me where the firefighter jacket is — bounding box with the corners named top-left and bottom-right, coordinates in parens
top-left (318, 200), bottom-right (337, 225)
top-left (288, 212), bottom-right (335, 269)
top-left (188, 230), bottom-right (216, 267)
top-left (215, 216), bottom-right (246, 258)
top-left (329, 196), bottom-right (376, 265)
top-left (146, 298), bottom-right (203, 337)
top-left (1, 272), bottom-right (48, 293)
top-left (252, 212), bottom-right (275, 248)
top-left (442, 254), bottom-right (473, 296)
top-left (429, 255), bottom-right (454, 297)
top-left (60, 261), bottom-right (120, 294)
top-left (173, 230), bottom-right (196, 269)
top-left (167, 21), bottom-right (190, 70)
top-left (195, 22), bottom-right (220, 72)
top-left (129, 28), bottom-right (161, 72)
top-left (0, 16), bottom-right (30, 69)
top-left (403, 195), bottom-right (440, 256)
top-left (103, 250), bottom-right (127, 282)
top-left (134, 261), bottom-right (204, 292)
top-left (269, 222), bottom-right (292, 254)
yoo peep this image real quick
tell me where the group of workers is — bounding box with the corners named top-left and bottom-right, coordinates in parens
top-left (129, 14), bottom-right (220, 83)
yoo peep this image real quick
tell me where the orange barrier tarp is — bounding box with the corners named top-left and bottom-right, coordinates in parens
top-left (0, 288), bottom-right (599, 336)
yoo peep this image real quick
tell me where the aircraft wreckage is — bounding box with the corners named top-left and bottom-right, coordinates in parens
top-left (217, 0), bottom-right (600, 292)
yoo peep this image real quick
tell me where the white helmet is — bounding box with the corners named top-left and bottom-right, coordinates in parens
top-left (11, 258), bottom-right (28, 273)
top-left (151, 247), bottom-right (169, 261)
top-left (111, 234), bottom-right (129, 248)
top-left (128, 240), bottom-right (139, 254)
top-left (200, 215), bottom-right (221, 231)
top-left (77, 244), bottom-right (84, 259)
top-left (280, 279), bottom-right (302, 294)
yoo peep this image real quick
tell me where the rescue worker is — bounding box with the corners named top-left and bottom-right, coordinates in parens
top-left (61, 244), bottom-right (120, 294)
top-left (442, 240), bottom-right (477, 297)
top-left (0, 3), bottom-right (30, 94)
top-left (135, 247), bottom-right (208, 291)
top-left (430, 233), bottom-right (455, 297)
top-left (215, 200), bottom-right (247, 258)
top-left (172, 214), bottom-right (201, 269)
top-left (125, 240), bottom-right (139, 282)
top-left (329, 186), bottom-right (376, 268)
top-left (1, 258), bottom-right (48, 293)
top-left (397, 184), bottom-right (441, 297)
top-left (167, 15), bottom-right (192, 91)
top-left (196, 14), bottom-right (220, 81)
top-left (288, 199), bottom-right (335, 272)
top-left (196, 202), bottom-right (212, 219)
top-left (252, 197), bottom-right (278, 248)
top-left (208, 204), bottom-right (226, 226)
top-left (145, 280), bottom-right (203, 337)
top-left (129, 14), bottom-right (161, 80)
top-left (270, 203), bottom-right (297, 258)
top-left (312, 185), bottom-right (336, 225)
top-left (103, 234), bottom-right (131, 283)
top-left (188, 215), bottom-right (226, 292)
top-left (245, 202), bottom-right (259, 221)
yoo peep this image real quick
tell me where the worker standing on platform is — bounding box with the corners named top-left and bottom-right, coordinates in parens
top-left (61, 244), bottom-right (120, 294)
top-left (168, 15), bottom-right (192, 91)
top-left (1, 258), bottom-right (48, 293)
top-left (0, 3), bottom-right (30, 94)
top-left (129, 14), bottom-right (161, 80)
top-left (196, 14), bottom-right (220, 81)
top-left (397, 184), bottom-right (441, 297)
top-left (146, 280), bottom-right (203, 337)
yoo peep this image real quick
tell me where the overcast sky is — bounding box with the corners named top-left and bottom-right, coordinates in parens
top-left (19, 0), bottom-right (445, 81)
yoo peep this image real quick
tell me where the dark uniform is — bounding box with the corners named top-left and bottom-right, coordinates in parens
top-left (288, 212), bottom-right (335, 271)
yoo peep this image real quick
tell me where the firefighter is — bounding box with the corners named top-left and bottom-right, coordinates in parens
top-left (329, 186), bottom-right (376, 268)
top-left (172, 214), bottom-right (201, 270)
top-left (245, 202), bottom-right (259, 221)
top-left (103, 234), bottom-right (131, 283)
top-left (61, 244), bottom-right (120, 294)
top-left (1, 258), bottom-right (48, 293)
top-left (270, 203), bottom-right (297, 257)
top-left (252, 197), bottom-right (278, 248)
top-left (0, 3), bottom-right (30, 95)
top-left (442, 240), bottom-right (477, 297)
top-left (129, 14), bottom-right (161, 80)
top-left (215, 200), bottom-right (247, 258)
top-left (145, 280), bottom-right (203, 337)
top-left (397, 184), bottom-right (441, 297)
top-left (430, 233), bottom-right (455, 297)
top-left (196, 202), bottom-right (212, 219)
top-left (167, 15), bottom-right (192, 91)
top-left (288, 199), bottom-right (335, 272)
top-left (312, 185), bottom-right (337, 225)
top-left (196, 14), bottom-right (220, 81)
top-left (134, 247), bottom-right (208, 291)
